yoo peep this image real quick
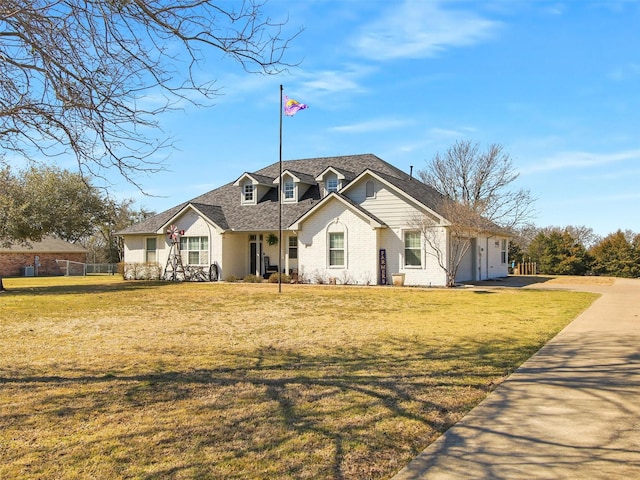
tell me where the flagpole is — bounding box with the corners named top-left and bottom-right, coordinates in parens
top-left (278, 84), bottom-right (283, 293)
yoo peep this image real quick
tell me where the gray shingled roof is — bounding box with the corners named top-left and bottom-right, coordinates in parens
top-left (280, 169), bottom-right (316, 185)
top-left (235, 172), bottom-right (274, 186)
top-left (118, 154), bottom-right (446, 235)
top-left (190, 203), bottom-right (229, 230)
top-left (0, 237), bottom-right (88, 253)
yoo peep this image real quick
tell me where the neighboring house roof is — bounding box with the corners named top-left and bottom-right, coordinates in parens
top-left (118, 153), bottom-right (493, 236)
top-left (0, 237), bottom-right (88, 253)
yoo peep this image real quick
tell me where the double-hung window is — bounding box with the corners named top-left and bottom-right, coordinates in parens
top-left (329, 232), bottom-right (344, 266)
top-left (284, 180), bottom-right (295, 201)
top-left (326, 177), bottom-right (338, 193)
top-left (288, 236), bottom-right (298, 259)
top-left (404, 231), bottom-right (421, 267)
top-left (180, 236), bottom-right (209, 265)
top-left (145, 238), bottom-right (157, 263)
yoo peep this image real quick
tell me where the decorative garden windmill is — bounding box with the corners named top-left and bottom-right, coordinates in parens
top-left (163, 224), bottom-right (186, 281)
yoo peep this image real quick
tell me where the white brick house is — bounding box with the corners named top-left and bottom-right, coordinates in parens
top-left (119, 154), bottom-right (510, 285)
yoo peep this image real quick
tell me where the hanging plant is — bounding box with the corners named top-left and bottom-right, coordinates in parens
top-left (267, 233), bottom-right (278, 245)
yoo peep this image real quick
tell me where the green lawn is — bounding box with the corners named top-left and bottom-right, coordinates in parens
top-left (0, 276), bottom-right (598, 479)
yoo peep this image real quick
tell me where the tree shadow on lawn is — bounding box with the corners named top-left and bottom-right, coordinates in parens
top-left (462, 276), bottom-right (556, 288)
top-left (2, 280), bottom-right (174, 297)
top-left (0, 336), bottom-right (544, 479)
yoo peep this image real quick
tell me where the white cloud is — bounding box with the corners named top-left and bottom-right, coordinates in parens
top-left (351, 0), bottom-right (501, 60)
top-left (296, 63), bottom-right (378, 97)
top-left (521, 149), bottom-right (640, 174)
top-left (428, 126), bottom-right (477, 138)
top-left (329, 117), bottom-right (412, 134)
top-left (301, 70), bottom-right (367, 95)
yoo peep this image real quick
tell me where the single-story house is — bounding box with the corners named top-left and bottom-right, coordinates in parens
top-left (118, 154), bottom-right (509, 286)
top-left (0, 237), bottom-right (88, 277)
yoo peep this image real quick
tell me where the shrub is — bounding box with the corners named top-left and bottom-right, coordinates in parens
top-left (312, 270), bottom-right (327, 284)
top-left (295, 268), bottom-right (306, 284)
top-left (123, 262), bottom-right (161, 280)
top-left (268, 272), bottom-right (291, 283)
top-left (224, 275), bottom-right (239, 282)
top-left (340, 271), bottom-right (354, 285)
top-left (243, 274), bottom-right (262, 283)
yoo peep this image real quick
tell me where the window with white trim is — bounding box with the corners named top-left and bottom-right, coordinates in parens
top-left (284, 180), bottom-right (295, 201)
top-left (145, 237), bottom-right (157, 263)
top-left (326, 176), bottom-right (338, 193)
top-left (329, 232), bottom-right (344, 266)
top-left (288, 235), bottom-right (298, 259)
top-left (180, 236), bottom-right (209, 265)
top-left (404, 231), bottom-right (421, 267)
top-left (243, 184), bottom-right (254, 203)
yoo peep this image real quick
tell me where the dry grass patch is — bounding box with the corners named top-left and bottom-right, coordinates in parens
top-left (0, 277), bottom-right (598, 479)
top-left (545, 275), bottom-right (616, 286)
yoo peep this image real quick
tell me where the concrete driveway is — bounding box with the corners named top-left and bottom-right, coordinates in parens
top-left (392, 277), bottom-right (640, 479)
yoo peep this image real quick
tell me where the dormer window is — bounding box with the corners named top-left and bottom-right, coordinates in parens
top-left (235, 172), bottom-right (274, 205)
top-left (315, 167), bottom-right (352, 198)
top-left (326, 177), bottom-right (338, 193)
top-left (284, 180), bottom-right (295, 200)
top-left (243, 184), bottom-right (254, 203)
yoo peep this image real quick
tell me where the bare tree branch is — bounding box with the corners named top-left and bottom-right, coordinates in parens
top-left (410, 198), bottom-right (497, 287)
top-left (419, 140), bottom-right (536, 230)
top-left (0, 1), bottom-right (300, 189)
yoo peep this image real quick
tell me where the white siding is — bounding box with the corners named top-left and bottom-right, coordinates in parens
top-left (123, 236), bottom-right (147, 264)
top-left (344, 178), bottom-right (447, 286)
top-left (481, 236), bottom-right (509, 280)
top-left (296, 195), bottom-right (449, 286)
top-left (298, 198), bottom-right (379, 285)
top-left (122, 176), bottom-right (509, 286)
top-left (221, 233), bottom-right (247, 279)
top-left (382, 226), bottom-right (447, 286)
top-left (348, 180), bottom-right (426, 228)
top-left (122, 208), bottom-right (224, 277)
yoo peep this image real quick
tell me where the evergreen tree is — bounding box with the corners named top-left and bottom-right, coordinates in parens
top-left (590, 230), bottom-right (640, 278)
top-left (528, 229), bottom-right (590, 275)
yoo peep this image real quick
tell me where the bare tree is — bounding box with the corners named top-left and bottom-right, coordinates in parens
top-left (1, 1), bottom-right (299, 187)
top-left (413, 140), bottom-right (530, 285)
top-left (411, 199), bottom-right (498, 287)
top-left (419, 140), bottom-right (535, 230)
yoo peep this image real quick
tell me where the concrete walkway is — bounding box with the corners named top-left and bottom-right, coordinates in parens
top-left (393, 277), bottom-right (640, 479)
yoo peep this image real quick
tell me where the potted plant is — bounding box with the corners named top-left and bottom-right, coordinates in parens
top-left (391, 273), bottom-right (405, 286)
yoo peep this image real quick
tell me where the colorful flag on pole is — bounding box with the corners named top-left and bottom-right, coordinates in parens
top-left (283, 95), bottom-right (308, 116)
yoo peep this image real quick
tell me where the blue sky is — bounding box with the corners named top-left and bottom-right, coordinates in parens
top-left (114, 0), bottom-right (639, 237)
